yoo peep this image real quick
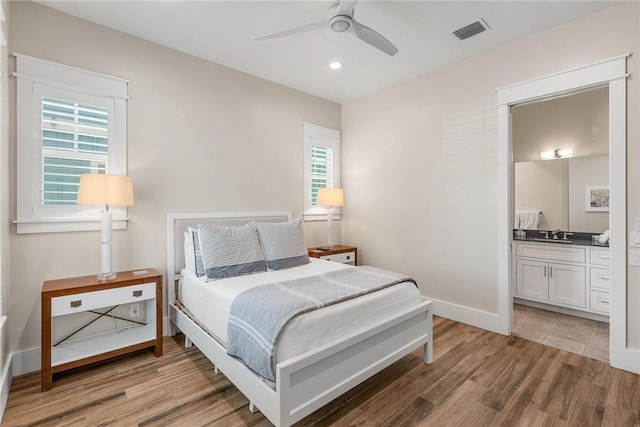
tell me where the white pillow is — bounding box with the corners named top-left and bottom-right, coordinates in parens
top-left (183, 231), bottom-right (196, 275)
top-left (257, 218), bottom-right (309, 270)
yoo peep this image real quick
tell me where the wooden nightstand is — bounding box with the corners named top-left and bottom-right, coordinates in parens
top-left (41, 269), bottom-right (163, 391)
top-left (308, 245), bottom-right (357, 266)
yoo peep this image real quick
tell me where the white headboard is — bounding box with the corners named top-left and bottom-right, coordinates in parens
top-left (166, 211), bottom-right (292, 303)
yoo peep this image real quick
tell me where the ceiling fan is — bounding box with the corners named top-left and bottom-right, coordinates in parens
top-left (252, 0), bottom-right (398, 56)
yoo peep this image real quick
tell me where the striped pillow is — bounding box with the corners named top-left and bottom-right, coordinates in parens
top-left (197, 222), bottom-right (267, 280)
top-left (257, 218), bottom-right (309, 270)
top-left (188, 227), bottom-right (205, 277)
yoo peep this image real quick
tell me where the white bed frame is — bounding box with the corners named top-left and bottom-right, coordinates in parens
top-left (166, 211), bottom-right (433, 427)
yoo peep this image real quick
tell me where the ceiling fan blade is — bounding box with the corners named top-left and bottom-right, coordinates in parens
top-left (351, 19), bottom-right (398, 56)
top-left (252, 20), bottom-right (325, 41)
top-left (332, 0), bottom-right (358, 17)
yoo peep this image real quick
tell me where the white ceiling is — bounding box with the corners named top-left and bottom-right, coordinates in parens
top-left (37, 1), bottom-right (618, 104)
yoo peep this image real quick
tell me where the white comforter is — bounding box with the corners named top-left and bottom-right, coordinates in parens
top-left (180, 258), bottom-right (421, 363)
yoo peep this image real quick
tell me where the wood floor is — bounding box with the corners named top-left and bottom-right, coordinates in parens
top-left (3, 316), bottom-right (640, 426)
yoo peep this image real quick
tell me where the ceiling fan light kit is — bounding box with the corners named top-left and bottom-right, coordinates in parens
top-left (253, 0), bottom-right (398, 56)
top-left (330, 16), bottom-right (352, 32)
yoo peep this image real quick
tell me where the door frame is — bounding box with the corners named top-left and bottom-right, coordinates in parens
top-left (496, 54), bottom-right (637, 372)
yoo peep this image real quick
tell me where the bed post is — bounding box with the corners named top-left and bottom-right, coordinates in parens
top-left (424, 305), bottom-right (434, 363)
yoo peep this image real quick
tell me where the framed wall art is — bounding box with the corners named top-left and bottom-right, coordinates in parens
top-left (585, 185), bottom-right (609, 212)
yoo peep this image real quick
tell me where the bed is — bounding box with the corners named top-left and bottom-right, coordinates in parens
top-left (166, 211), bottom-right (433, 427)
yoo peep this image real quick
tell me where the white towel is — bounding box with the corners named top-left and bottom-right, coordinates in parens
top-left (516, 211), bottom-right (539, 230)
top-left (598, 230), bottom-right (610, 244)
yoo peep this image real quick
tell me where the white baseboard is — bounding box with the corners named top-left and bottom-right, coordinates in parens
top-left (428, 297), bottom-right (505, 335)
top-left (0, 353), bottom-right (12, 423)
top-left (12, 346), bottom-right (39, 377)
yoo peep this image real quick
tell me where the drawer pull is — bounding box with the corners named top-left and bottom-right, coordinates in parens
top-left (133, 290), bottom-right (143, 298)
top-left (70, 300), bottom-right (82, 308)
top-left (601, 300), bottom-right (609, 304)
top-left (346, 255), bottom-right (351, 260)
top-left (601, 277), bottom-right (610, 280)
top-left (601, 256), bottom-right (610, 260)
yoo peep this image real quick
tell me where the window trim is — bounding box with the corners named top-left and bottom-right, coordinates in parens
top-left (14, 54), bottom-right (129, 234)
top-left (303, 123), bottom-right (341, 221)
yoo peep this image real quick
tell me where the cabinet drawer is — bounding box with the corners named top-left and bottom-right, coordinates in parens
top-left (515, 243), bottom-right (585, 263)
top-left (51, 282), bottom-right (156, 316)
top-left (589, 290), bottom-right (610, 314)
top-left (589, 267), bottom-right (610, 290)
top-left (320, 251), bottom-right (356, 265)
top-left (590, 249), bottom-right (610, 266)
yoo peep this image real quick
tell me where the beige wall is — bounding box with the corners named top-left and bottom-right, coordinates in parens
top-left (512, 87), bottom-right (609, 163)
top-left (8, 2), bottom-right (341, 354)
top-left (342, 2), bottom-right (639, 344)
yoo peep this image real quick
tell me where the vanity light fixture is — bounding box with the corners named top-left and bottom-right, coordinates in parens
top-left (539, 148), bottom-right (575, 159)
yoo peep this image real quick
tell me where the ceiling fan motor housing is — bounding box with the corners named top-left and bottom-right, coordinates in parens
top-left (330, 15), bottom-right (352, 32)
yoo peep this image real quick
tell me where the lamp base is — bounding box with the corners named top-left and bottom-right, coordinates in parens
top-left (97, 272), bottom-right (116, 281)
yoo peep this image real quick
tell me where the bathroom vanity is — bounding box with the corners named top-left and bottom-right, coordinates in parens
top-left (513, 238), bottom-right (609, 316)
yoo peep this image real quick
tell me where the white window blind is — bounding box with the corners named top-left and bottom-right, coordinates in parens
top-left (303, 123), bottom-right (341, 220)
top-left (310, 144), bottom-right (335, 206)
top-left (15, 54), bottom-right (128, 233)
top-left (42, 97), bottom-right (108, 205)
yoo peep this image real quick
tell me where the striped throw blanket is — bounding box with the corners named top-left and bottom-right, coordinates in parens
top-left (227, 266), bottom-right (416, 381)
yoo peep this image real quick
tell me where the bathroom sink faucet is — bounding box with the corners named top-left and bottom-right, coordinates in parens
top-left (539, 231), bottom-right (549, 239)
top-left (562, 232), bottom-right (573, 240)
top-left (552, 230), bottom-right (559, 240)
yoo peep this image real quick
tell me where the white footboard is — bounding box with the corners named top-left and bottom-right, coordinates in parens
top-left (170, 299), bottom-right (432, 427)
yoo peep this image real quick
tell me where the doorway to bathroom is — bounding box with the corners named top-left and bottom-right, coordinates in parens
top-left (496, 54), bottom-right (633, 371)
top-left (510, 87), bottom-right (610, 362)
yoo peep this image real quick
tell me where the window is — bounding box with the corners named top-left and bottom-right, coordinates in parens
top-left (15, 54), bottom-right (128, 233)
top-left (303, 123), bottom-right (341, 220)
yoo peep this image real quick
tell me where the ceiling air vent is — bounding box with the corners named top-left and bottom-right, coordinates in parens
top-left (453, 19), bottom-right (489, 40)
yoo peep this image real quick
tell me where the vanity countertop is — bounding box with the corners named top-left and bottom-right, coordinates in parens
top-left (513, 235), bottom-right (609, 248)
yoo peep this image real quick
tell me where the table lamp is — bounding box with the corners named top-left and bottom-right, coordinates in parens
top-left (317, 187), bottom-right (344, 248)
top-left (77, 173), bottom-right (134, 280)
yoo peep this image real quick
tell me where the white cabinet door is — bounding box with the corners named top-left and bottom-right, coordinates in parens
top-left (516, 259), bottom-right (549, 301)
top-left (548, 263), bottom-right (586, 308)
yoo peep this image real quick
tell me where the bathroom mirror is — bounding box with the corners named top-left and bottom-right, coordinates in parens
top-left (513, 86), bottom-right (609, 233)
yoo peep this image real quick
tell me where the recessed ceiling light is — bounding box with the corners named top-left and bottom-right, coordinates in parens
top-left (329, 62), bottom-right (342, 70)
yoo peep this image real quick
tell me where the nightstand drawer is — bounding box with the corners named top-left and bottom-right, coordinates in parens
top-left (51, 282), bottom-right (155, 316)
top-left (320, 251), bottom-right (356, 265)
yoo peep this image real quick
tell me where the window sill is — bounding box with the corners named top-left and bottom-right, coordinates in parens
top-left (303, 213), bottom-right (342, 222)
top-left (14, 218), bottom-right (129, 234)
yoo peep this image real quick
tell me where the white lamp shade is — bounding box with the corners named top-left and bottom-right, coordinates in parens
top-left (317, 188), bottom-right (344, 207)
top-left (77, 174), bottom-right (134, 206)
